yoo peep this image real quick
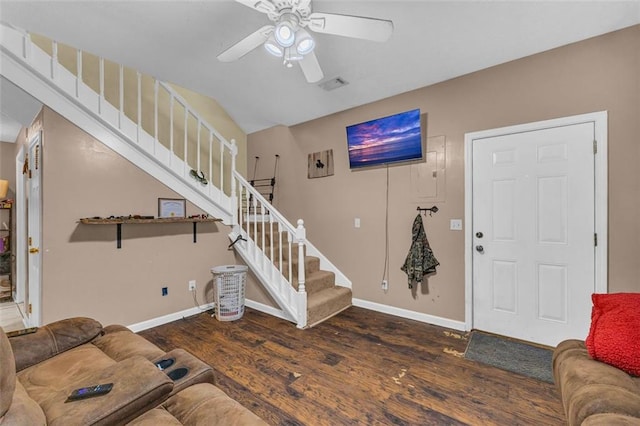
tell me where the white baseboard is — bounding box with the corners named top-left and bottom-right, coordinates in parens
top-left (352, 298), bottom-right (466, 331)
top-left (244, 299), bottom-right (291, 322)
top-left (126, 299), bottom-right (465, 333)
top-left (127, 303), bottom-right (214, 333)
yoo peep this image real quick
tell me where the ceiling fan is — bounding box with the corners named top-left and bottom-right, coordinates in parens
top-left (217, 0), bottom-right (394, 83)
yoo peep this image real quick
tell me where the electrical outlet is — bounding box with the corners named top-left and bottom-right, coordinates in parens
top-left (161, 287), bottom-right (168, 296)
top-left (381, 280), bottom-right (388, 290)
top-left (188, 280), bottom-right (196, 291)
top-left (450, 219), bottom-right (463, 231)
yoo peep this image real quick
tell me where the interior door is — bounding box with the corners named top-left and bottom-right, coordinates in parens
top-left (26, 131), bottom-right (42, 326)
top-left (472, 122), bottom-right (595, 347)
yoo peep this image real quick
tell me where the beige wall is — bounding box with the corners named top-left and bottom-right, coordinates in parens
top-left (248, 25), bottom-right (640, 322)
top-left (37, 106), bottom-right (249, 325)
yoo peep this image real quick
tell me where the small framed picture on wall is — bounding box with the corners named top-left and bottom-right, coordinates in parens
top-left (158, 198), bottom-right (186, 218)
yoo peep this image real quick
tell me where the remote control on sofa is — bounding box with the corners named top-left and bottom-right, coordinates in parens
top-left (65, 383), bottom-right (113, 402)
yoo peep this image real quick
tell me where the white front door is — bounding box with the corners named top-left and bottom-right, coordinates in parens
top-left (467, 113), bottom-right (607, 347)
top-left (26, 132), bottom-right (42, 326)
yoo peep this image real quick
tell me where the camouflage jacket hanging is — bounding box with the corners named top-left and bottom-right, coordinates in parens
top-left (401, 214), bottom-right (439, 289)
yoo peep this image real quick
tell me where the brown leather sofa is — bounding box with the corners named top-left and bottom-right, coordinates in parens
top-left (553, 339), bottom-right (640, 425)
top-left (0, 317), bottom-right (267, 425)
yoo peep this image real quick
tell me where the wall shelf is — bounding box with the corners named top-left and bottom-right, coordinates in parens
top-left (79, 217), bottom-right (222, 248)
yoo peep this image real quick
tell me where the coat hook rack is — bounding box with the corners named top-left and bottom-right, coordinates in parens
top-left (417, 206), bottom-right (439, 216)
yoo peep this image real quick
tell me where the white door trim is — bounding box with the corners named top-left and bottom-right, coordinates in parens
top-left (26, 131), bottom-right (43, 327)
top-left (464, 111), bottom-right (608, 332)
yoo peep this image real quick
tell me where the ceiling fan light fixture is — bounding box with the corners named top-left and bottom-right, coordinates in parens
top-left (295, 28), bottom-right (315, 55)
top-left (264, 35), bottom-right (284, 57)
top-left (274, 20), bottom-right (296, 47)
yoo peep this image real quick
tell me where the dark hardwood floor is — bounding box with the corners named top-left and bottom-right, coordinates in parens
top-left (138, 307), bottom-right (566, 426)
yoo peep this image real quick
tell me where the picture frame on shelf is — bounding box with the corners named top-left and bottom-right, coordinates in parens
top-left (158, 198), bottom-right (186, 218)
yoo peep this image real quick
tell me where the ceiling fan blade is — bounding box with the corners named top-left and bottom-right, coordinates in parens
top-left (217, 25), bottom-right (273, 62)
top-left (233, 0), bottom-right (276, 15)
top-left (308, 12), bottom-right (393, 42)
top-left (299, 51), bottom-right (324, 83)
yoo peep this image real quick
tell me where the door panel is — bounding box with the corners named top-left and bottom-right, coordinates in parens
top-left (473, 122), bottom-right (595, 346)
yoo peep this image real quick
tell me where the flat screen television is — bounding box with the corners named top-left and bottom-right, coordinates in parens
top-left (346, 108), bottom-right (423, 169)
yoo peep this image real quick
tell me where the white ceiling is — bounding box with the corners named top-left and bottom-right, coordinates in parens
top-left (0, 1), bottom-right (639, 135)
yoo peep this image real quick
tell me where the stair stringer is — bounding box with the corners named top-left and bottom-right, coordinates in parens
top-left (0, 28), bottom-right (234, 224)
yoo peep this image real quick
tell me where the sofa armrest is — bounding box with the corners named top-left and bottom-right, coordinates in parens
top-left (9, 317), bottom-right (103, 372)
top-left (37, 355), bottom-right (174, 426)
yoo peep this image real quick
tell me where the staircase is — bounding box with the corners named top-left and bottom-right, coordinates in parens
top-left (0, 23), bottom-right (351, 328)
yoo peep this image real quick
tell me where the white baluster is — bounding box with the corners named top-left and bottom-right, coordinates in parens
top-left (118, 65), bottom-right (124, 128)
top-left (197, 119), bottom-right (201, 180)
top-left (76, 49), bottom-right (82, 97)
top-left (99, 57), bottom-right (104, 114)
top-left (51, 41), bottom-right (58, 80)
top-left (278, 224), bottom-right (284, 291)
top-left (296, 219), bottom-right (306, 294)
top-left (154, 79), bottom-right (158, 155)
top-left (169, 94), bottom-right (174, 166)
top-left (209, 132), bottom-right (213, 194)
top-left (260, 204), bottom-right (266, 271)
top-left (230, 139), bottom-right (237, 200)
top-left (287, 233), bottom-right (293, 284)
top-left (252, 196), bottom-right (258, 262)
top-left (219, 140), bottom-right (225, 200)
top-left (183, 107), bottom-right (188, 176)
top-left (137, 72), bottom-right (141, 142)
top-left (23, 32), bottom-right (31, 60)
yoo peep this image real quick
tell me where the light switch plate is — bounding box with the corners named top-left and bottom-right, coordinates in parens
top-left (450, 219), bottom-right (463, 231)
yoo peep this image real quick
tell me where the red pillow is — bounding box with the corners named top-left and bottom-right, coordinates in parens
top-left (585, 293), bottom-right (640, 376)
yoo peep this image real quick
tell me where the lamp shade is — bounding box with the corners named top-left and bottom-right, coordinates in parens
top-left (274, 20), bottom-right (295, 47)
top-left (264, 35), bottom-right (284, 57)
top-left (0, 180), bottom-right (8, 199)
top-left (295, 28), bottom-right (315, 55)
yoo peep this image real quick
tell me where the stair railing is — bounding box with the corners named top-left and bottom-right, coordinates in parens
top-left (231, 171), bottom-right (352, 328)
top-left (0, 23), bottom-right (237, 218)
top-left (231, 171), bottom-right (307, 326)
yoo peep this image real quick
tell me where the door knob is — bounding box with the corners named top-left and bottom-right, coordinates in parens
top-left (475, 245), bottom-right (484, 253)
top-left (475, 231), bottom-right (484, 238)
top-left (29, 247), bottom-right (39, 254)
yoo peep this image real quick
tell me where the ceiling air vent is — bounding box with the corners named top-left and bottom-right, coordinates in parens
top-left (319, 77), bottom-right (349, 91)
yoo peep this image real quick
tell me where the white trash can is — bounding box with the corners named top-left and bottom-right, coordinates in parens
top-left (211, 265), bottom-right (247, 321)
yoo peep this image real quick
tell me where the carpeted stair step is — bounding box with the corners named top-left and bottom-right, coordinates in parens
top-left (279, 255), bottom-right (320, 277)
top-left (292, 270), bottom-right (336, 295)
top-left (306, 286), bottom-right (352, 328)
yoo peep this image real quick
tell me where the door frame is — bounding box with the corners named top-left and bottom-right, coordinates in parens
top-left (463, 111), bottom-right (608, 332)
top-left (14, 145), bottom-right (26, 305)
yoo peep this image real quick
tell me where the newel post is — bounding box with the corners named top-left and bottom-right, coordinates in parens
top-left (296, 219), bottom-right (306, 294)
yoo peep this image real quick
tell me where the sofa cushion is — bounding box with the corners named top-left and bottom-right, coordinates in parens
top-left (92, 325), bottom-right (165, 362)
top-left (586, 293), bottom-right (640, 376)
top-left (17, 343), bottom-right (117, 407)
top-left (45, 356), bottom-right (173, 426)
top-left (9, 317), bottom-right (103, 372)
top-left (0, 380), bottom-right (47, 425)
top-left (582, 413), bottom-right (640, 425)
top-left (163, 383), bottom-right (267, 425)
top-left (127, 406), bottom-right (184, 425)
top-left (0, 327), bottom-right (16, 419)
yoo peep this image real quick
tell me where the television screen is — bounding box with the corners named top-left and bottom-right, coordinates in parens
top-left (346, 108), bottom-right (422, 169)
